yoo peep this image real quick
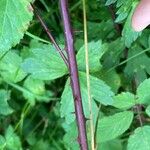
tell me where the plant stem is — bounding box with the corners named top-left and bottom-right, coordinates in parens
top-left (70, 0), bottom-right (82, 12)
top-left (59, 0), bottom-right (88, 149)
top-left (107, 48), bottom-right (150, 72)
top-left (31, 4), bottom-right (69, 67)
top-left (108, 5), bottom-right (121, 35)
top-left (82, 0), bottom-right (95, 149)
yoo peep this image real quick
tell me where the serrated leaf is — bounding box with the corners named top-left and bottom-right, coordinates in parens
top-left (106, 0), bottom-right (140, 47)
top-left (61, 72), bottom-right (114, 124)
top-left (113, 92), bottom-right (136, 110)
top-left (97, 111), bottom-right (133, 142)
top-left (23, 76), bottom-right (50, 105)
top-left (0, 126), bottom-right (23, 149)
top-left (137, 78), bottom-right (150, 105)
top-left (0, 90), bottom-right (13, 115)
top-left (115, 0), bottom-right (132, 23)
top-left (22, 40), bottom-right (67, 80)
top-left (122, 4), bottom-right (141, 47)
top-left (5, 126), bottom-right (22, 150)
top-left (124, 45), bottom-right (150, 83)
top-left (79, 72), bottom-right (114, 105)
top-left (127, 126), bottom-right (150, 150)
top-left (105, 0), bottom-right (117, 6)
top-left (60, 78), bottom-right (99, 124)
top-left (0, 51), bottom-right (26, 83)
top-left (0, 135), bottom-right (5, 149)
top-left (63, 122), bottom-right (79, 150)
top-left (77, 40), bottom-right (105, 72)
top-left (0, 0), bottom-right (33, 56)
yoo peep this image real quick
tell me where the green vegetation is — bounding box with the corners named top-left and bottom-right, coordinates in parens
top-left (0, 0), bottom-right (150, 149)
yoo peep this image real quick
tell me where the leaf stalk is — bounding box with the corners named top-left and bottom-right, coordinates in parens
top-left (31, 4), bottom-right (69, 67)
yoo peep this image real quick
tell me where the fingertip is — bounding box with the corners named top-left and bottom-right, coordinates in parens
top-left (131, 0), bottom-right (150, 32)
top-left (131, 16), bottom-right (145, 32)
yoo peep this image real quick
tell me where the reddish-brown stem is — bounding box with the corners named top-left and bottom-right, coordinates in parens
top-left (31, 4), bottom-right (68, 67)
top-left (108, 5), bottom-right (121, 35)
top-left (60, 0), bottom-right (88, 149)
top-left (108, 5), bottom-right (129, 59)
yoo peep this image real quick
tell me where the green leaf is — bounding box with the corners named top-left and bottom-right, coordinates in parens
top-left (79, 72), bottom-right (114, 105)
top-left (0, 0), bottom-right (33, 56)
top-left (105, 0), bottom-right (117, 6)
top-left (146, 105), bottom-right (150, 117)
top-left (0, 136), bottom-right (5, 149)
top-left (137, 78), bottom-right (150, 105)
top-left (22, 40), bottom-right (67, 80)
top-left (106, 0), bottom-right (137, 23)
top-left (5, 126), bottom-right (22, 150)
top-left (106, 0), bottom-right (140, 47)
top-left (124, 45), bottom-right (150, 83)
top-left (113, 92), bottom-right (136, 110)
top-left (87, 20), bottom-right (115, 40)
top-left (62, 72), bottom-right (111, 124)
top-left (122, 4), bottom-right (141, 47)
top-left (31, 139), bottom-right (50, 150)
top-left (97, 111), bottom-right (133, 142)
top-left (100, 139), bottom-right (123, 150)
top-left (60, 79), bottom-right (75, 124)
top-left (0, 51), bottom-right (26, 83)
top-left (0, 90), bottom-right (13, 115)
top-left (61, 72), bottom-right (114, 124)
top-left (63, 122), bottom-right (79, 150)
top-left (102, 38), bottom-right (125, 69)
top-left (115, 0), bottom-right (133, 22)
top-left (60, 78), bottom-right (99, 124)
top-left (77, 40), bottom-right (105, 72)
top-left (23, 76), bottom-right (50, 105)
top-left (127, 126), bottom-right (150, 150)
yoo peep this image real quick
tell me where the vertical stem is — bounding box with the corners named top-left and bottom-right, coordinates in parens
top-left (82, 0), bottom-right (95, 149)
top-left (60, 0), bottom-right (88, 149)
